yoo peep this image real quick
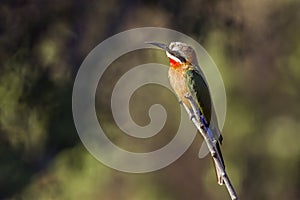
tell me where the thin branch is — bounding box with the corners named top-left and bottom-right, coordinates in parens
top-left (183, 93), bottom-right (238, 200)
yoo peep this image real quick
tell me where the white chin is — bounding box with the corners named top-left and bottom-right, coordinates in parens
top-left (166, 51), bottom-right (182, 64)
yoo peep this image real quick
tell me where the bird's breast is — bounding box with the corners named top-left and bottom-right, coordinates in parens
top-left (168, 67), bottom-right (191, 108)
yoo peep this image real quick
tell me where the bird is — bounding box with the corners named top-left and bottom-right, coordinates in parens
top-left (147, 41), bottom-right (225, 185)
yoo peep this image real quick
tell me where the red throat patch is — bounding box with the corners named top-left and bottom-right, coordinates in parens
top-left (169, 58), bottom-right (181, 68)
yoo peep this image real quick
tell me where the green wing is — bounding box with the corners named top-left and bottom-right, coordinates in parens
top-left (186, 69), bottom-right (225, 168)
top-left (185, 69), bottom-right (211, 125)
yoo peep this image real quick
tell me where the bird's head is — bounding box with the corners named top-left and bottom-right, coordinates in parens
top-left (147, 41), bottom-right (198, 69)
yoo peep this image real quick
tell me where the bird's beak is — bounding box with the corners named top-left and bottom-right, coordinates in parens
top-left (145, 42), bottom-right (169, 51)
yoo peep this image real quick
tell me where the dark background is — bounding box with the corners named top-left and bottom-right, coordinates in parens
top-left (1, 0), bottom-right (300, 199)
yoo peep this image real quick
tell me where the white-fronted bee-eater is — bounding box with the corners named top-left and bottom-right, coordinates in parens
top-left (147, 41), bottom-right (225, 185)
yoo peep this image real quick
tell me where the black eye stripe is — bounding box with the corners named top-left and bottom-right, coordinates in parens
top-left (178, 56), bottom-right (186, 63)
top-left (169, 51), bottom-right (187, 63)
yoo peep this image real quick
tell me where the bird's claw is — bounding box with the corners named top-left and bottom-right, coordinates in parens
top-left (184, 93), bottom-right (192, 99)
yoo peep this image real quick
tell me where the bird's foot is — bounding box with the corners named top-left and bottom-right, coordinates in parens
top-left (184, 92), bottom-right (202, 122)
top-left (184, 93), bottom-right (192, 100)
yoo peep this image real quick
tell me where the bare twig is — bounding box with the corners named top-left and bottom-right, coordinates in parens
top-left (183, 93), bottom-right (238, 200)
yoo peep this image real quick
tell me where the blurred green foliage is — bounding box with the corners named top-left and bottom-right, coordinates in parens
top-left (1, 0), bottom-right (300, 199)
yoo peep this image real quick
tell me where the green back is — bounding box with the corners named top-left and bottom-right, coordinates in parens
top-left (185, 69), bottom-right (212, 125)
